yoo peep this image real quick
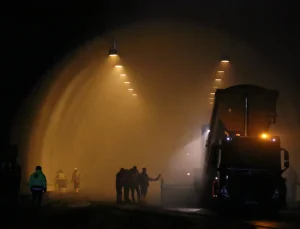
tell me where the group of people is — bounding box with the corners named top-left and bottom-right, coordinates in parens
top-left (116, 166), bottom-right (161, 204)
top-left (29, 166), bottom-right (81, 207)
top-left (55, 168), bottom-right (81, 193)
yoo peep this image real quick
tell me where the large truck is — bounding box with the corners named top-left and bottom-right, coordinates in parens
top-left (196, 84), bottom-right (289, 211)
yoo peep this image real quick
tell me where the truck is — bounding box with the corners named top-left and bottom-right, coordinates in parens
top-left (195, 84), bottom-right (289, 212)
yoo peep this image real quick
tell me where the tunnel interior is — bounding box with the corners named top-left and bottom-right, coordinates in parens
top-left (11, 21), bottom-right (299, 202)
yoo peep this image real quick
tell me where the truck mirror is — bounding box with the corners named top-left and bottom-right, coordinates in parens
top-left (281, 148), bottom-right (289, 168)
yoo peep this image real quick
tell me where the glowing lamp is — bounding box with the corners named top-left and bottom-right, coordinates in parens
top-left (260, 133), bottom-right (269, 139)
top-left (221, 55), bottom-right (230, 63)
top-left (109, 48), bottom-right (118, 56)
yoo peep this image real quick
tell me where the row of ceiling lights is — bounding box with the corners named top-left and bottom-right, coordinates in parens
top-left (109, 42), bottom-right (137, 96)
top-left (209, 56), bottom-right (230, 105)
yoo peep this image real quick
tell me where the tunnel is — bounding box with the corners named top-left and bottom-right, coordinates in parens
top-left (10, 20), bottom-right (299, 203)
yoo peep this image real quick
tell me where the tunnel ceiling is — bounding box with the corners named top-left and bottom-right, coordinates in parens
top-left (3, 3), bottom-right (300, 146)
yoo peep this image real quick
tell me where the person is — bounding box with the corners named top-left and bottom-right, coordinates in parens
top-left (72, 168), bottom-right (81, 193)
top-left (116, 168), bottom-right (125, 203)
top-left (55, 169), bottom-right (67, 193)
top-left (129, 166), bottom-right (140, 203)
top-left (123, 169), bottom-right (131, 202)
top-left (29, 166), bottom-right (47, 207)
top-left (138, 168), bottom-right (161, 203)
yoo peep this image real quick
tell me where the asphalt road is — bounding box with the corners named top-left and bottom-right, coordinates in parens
top-left (9, 193), bottom-right (300, 229)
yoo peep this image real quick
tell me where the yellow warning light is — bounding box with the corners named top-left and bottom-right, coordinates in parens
top-left (260, 133), bottom-right (269, 139)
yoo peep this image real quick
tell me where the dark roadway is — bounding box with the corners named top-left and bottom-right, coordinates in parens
top-left (10, 193), bottom-right (300, 229)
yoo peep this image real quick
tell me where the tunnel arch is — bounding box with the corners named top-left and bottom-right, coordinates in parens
top-left (10, 20), bottom-right (296, 202)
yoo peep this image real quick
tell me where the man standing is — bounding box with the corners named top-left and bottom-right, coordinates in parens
top-left (123, 169), bottom-right (130, 202)
top-left (72, 168), bottom-right (81, 193)
top-left (116, 168), bottom-right (125, 204)
top-left (55, 169), bottom-right (67, 194)
top-left (29, 166), bottom-right (47, 207)
top-left (138, 168), bottom-right (161, 203)
top-left (129, 166), bottom-right (140, 203)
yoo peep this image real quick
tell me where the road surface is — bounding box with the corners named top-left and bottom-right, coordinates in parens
top-left (9, 193), bottom-right (300, 229)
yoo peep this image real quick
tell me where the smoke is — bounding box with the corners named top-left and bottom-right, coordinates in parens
top-left (11, 20), bottom-right (299, 202)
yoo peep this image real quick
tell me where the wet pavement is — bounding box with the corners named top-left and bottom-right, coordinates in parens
top-left (9, 193), bottom-right (300, 229)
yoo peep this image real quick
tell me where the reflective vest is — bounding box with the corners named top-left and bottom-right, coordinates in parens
top-left (57, 172), bottom-right (66, 180)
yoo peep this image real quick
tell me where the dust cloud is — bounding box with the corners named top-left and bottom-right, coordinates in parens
top-left (11, 20), bottom-right (300, 202)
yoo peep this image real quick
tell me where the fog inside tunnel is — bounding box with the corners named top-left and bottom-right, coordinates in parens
top-left (12, 20), bottom-right (300, 202)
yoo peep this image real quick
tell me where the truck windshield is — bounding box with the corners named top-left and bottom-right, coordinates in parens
top-left (220, 138), bottom-right (281, 170)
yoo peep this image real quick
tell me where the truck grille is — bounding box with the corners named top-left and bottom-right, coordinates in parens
top-left (227, 172), bottom-right (274, 202)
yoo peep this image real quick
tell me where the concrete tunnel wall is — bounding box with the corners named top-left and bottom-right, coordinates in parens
top-left (10, 20), bottom-right (300, 202)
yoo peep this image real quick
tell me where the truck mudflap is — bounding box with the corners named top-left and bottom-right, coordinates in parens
top-left (160, 183), bottom-right (198, 208)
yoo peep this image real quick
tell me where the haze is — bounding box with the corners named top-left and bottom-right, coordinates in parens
top-left (11, 21), bottom-right (299, 203)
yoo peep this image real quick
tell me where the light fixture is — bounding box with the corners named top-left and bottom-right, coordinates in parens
top-left (120, 73), bottom-right (126, 76)
top-left (109, 40), bottom-right (118, 56)
top-left (210, 92), bottom-right (215, 95)
top-left (221, 55), bottom-right (230, 63)
top-left (124, 81), bottom-right (130, 84)
top-left (215, 78), bottom-right (221, 81)
top-left (132, 94), bottom-right (137, 96)
top-left (187, 173), bottom-right (190, 176)
top-left (260, 133), bottom-right (269, 139)
top-left (115, 65), bottom-right (122, 68)
top-left (218, 70), bottom-right (225, 73)
top-left (128, 88), bottom-right (134, 91)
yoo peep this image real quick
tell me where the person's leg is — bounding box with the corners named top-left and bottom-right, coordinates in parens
top-left (37, 191), bottom-right (43, 207)
top-left (143, 187), bottom-right (148, 202)
top-left (140, 186), bottom-right (145, 201)
top-left (31, 190), bottom-right (37, 205)
top-left (124, 186), bottom-right (130, 202)
top-left (136, 186), bottom-right (141, 202)
top-left (116, 186), bottom-right (122, 203)
top-left (130, 187), bottom-right (135, 202)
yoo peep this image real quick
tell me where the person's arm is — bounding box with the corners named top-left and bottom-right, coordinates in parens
top-left (149, 174), bottom-right (161, 181)
top-left (29, 175), bottom-right (33, 189)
